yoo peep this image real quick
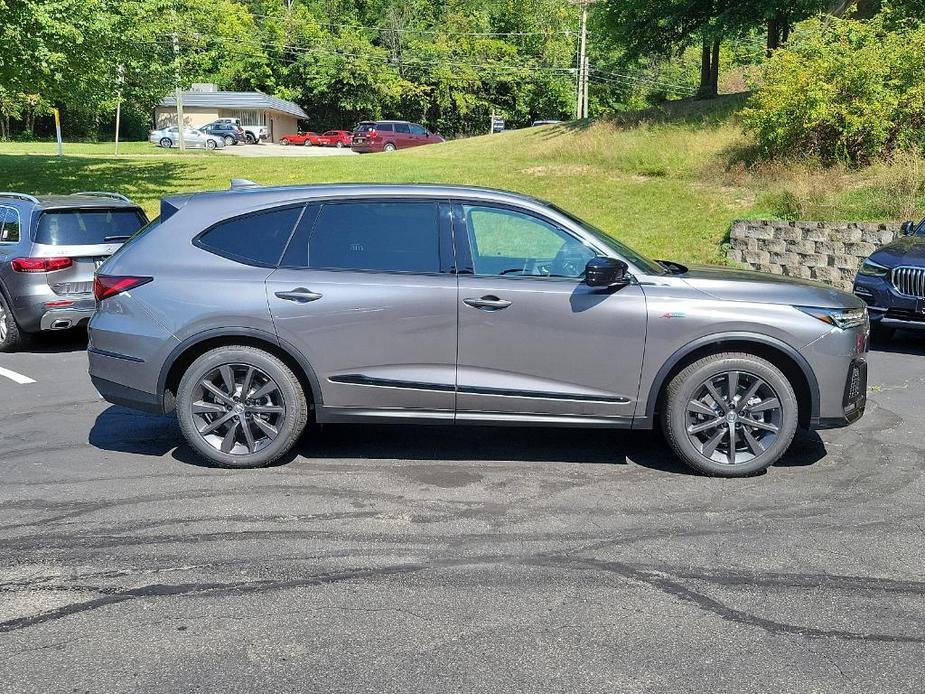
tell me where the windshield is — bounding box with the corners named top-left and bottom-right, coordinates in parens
top-left (35, 209), bottom-right (146, 246)
top-left (548, 204), bottom-right (667, 275)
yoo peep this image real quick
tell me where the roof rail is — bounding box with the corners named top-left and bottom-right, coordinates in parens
top-left (71, 191), bottom-right (132, 202)
top-left (0, 192), bottom-right (39, 204)
top-left (230, 178), bottom-right (260, 190)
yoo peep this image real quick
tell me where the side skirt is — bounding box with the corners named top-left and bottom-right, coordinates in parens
top-left (316, 405), bottom-right (634, 429)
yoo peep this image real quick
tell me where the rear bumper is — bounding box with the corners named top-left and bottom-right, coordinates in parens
top-left (40, 306), bottom-right (94, 330)
top-left (351, 142), bottom-right (384, 153)
top-left (90, 375), bottom-right (164, 414)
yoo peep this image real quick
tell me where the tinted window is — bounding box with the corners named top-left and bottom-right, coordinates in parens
top-left (394, 123), bottom-right (411, 134)
top-left (410, 124), bottom-right (427, 136)
top-left (463, 205), bottom-right (595, 278)
top-left (299, 202), bottom-right (440, 273)
top-left (35, 209), bottom-right (146, 245)
top-left (354, 123), bottom-right (375, 133)
top-left (198, 206), bottom-right (303, 266)
top-left (377, 123), bottom-right (394, 132)
top-left (0, 206), bottom-right (20, 243)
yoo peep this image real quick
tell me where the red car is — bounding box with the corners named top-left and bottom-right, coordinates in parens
top-left (278, 132), bottom-right (316, 146)
top-left (350, 120), bottom-right (444, 153)
top-left (314, 130), bottom-right (353, 148)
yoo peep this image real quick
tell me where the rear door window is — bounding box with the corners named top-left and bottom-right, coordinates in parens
top-left (197, 206), bottom-right (304, 267)
top-left (284, 201), bottom-right (441, 273)
top-left (0, 206), bottom-right (21, 243)
top-left (377, 123), bottom-right (394, 132)
top-left (394, 123), bottom-right (411, 134)
top-left (35, 209), bottom-right (146, 245)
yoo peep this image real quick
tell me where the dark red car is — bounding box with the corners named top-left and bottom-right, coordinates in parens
top-left (279, 132), bottom-right (316, 146)
top-left (315, 130), bottom-right (353, 148)
top-left (350, 120), bottom-right (444, 153)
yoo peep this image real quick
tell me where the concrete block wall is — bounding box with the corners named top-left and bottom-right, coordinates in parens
top-left (727, 220), bottom-right (902, 291)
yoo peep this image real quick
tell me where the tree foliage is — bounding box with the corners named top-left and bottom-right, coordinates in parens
top-left (742, 16), bottom-right (925, 162)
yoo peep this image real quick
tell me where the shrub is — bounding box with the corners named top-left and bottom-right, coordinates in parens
top-left (742, 17), bottom-right (925, 163)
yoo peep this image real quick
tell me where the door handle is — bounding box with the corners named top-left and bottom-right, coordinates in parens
top-left (275, 288), bottom-right (323, 303)
top-left (463, 295), bottom-right (512, 311)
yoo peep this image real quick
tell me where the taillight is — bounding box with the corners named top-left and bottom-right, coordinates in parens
top-left (93, 274), bottom-right (152, 301)
top-left (11, 257), bottom-right (73, 273)
top-left (367, 129), bottom-right (378, 139)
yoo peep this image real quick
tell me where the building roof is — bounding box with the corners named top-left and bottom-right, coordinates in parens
top-left (158, 91), bottom-right (308, 119)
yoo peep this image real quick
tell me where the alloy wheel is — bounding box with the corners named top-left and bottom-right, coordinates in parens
top-left (0, 303), bottom-right (7, 342)
top-left (189, 363), bottom-right (287, 455)
top-left (685, 370), bottom-right (783, 465)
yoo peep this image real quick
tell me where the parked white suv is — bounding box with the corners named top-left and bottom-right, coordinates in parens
top-left (213, 118), bottom-right (269, 144)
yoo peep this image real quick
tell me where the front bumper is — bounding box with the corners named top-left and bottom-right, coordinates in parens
top-left (854, 273), bottom-right (925, 330)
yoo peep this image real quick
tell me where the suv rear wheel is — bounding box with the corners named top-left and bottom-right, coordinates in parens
top-left (0, 293), bottom-right (29, 352)
top-left (383, 142), bottom-right (397, 152)
top-left (662, 352), bottom-right (798, 477)
top-left (176, 346), bottom-right (308, 468)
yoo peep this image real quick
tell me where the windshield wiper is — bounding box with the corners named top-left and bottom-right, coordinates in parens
top-left (656, 259), bottom-right (688, 274)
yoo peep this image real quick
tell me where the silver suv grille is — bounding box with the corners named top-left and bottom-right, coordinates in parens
top-left (890, 266), bottom-right (925, 299)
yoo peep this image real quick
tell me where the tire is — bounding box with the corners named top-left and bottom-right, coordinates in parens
top-left (383, 143), bottom-right (397, 152)
top-left (176, 346), bottom-right (308, 468)
top-left (224, 135), bottom-right (235, 146)
top-left (280, 138), bottom-right (290, 146)
top-left (159, 137), bottom-right (172, 148)
top-left (0, 291), bottom-right (29, 352)
top-left (205, 139), bottom-right (217, 150)
top-left (335, 141), bottom-right (344, 148)
top-left (245, 133), bottom-right (256, 144)
top-left (661, 352), bottom-right (799, 477)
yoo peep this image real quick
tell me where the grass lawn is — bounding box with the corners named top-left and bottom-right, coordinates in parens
top-left (2, 96), bottom-right (921, 265)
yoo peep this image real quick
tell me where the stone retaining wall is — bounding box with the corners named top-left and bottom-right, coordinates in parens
top-left (727, 220), bottom-right (902, 291)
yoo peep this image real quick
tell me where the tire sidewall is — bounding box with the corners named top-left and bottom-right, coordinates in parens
top-left (664, 355), bottom-right (798, 476)
top-left (383, 143), bottom-right (396, 152)
top-left (0, 291), bottom-right (24, 352)
top-left (176, 347), bottom-right (307, 468)
top-left (160, 138), bottom-right (172, 148)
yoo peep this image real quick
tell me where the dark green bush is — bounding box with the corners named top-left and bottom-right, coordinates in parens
top-left (743, 17), bottom-right (925, 163)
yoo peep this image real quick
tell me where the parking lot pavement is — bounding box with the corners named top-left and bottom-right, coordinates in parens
top-left (220, 143), bottom-right (358, 157)
top-left (0, 332), bottom-right (923, 693)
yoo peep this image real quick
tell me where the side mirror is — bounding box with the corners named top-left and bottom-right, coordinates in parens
top-left (585, 256), bottom-right (629, 288)
top-left (901, 220), bottom-right (916, 236)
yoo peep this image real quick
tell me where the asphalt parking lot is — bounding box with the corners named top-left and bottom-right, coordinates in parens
top-left (1, 332), bottom-right (923, 692)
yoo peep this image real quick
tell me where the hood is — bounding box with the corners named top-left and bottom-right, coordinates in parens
top-left (678, 264), bottom-right (863, 309)
top-left (869, 235), bottom-right (925, 267)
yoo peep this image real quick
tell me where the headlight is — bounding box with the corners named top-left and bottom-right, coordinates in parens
top-left (858, 258), bottom-right (889, 277)
top-left (797, 306), bottom-right (868, 330)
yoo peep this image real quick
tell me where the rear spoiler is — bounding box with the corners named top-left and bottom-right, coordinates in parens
top-left (160, 195), bottom-right (191, 222)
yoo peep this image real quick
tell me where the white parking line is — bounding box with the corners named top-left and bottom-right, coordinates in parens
top-left (0, 366), bottom-right (36, 384)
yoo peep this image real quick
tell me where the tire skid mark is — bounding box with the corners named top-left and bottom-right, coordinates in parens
top-left (531, 555), bottom-right (925, 645)
top-left (2, 551), bottom-right (923, 644)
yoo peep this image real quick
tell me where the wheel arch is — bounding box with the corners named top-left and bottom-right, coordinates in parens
top-left (643, 333), bottom-right (819, 430)
top-left (158, 327), bottom-right (322, 414)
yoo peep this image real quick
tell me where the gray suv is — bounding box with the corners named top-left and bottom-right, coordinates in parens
top-left (0, 192), bottom-right (147, 351)
top-left (88, 184), bottom-right (868, 476)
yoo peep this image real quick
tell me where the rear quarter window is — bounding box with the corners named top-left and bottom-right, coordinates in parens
top-left (197, 206), bottom-right (304, 267)
top-left (35, 208), bottom-right (146, 245)
top-left (0, 206), bottom-right (21, 243)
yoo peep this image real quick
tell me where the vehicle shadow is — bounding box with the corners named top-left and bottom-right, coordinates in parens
top-left (871, 331), bottom-right (925, 357)
top-left (22, 328), bottom-right (89, 354)
top-left (89, 407), bottom-right (829, 475)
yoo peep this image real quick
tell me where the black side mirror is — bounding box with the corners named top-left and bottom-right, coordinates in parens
top-left (901, 220), bottom-right (916, 236)
top-left (585, 256), bottom-right (629, 288)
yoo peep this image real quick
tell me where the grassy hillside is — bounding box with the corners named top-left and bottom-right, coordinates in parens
top-left (1, 96), bottom-right (922, 265)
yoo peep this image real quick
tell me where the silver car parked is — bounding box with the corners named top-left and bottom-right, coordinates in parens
top-left (88, 184), bottom-right (868, 476)
top-left (148, 127), bottom-right (225, 150)
top-left (0, 192), bottom-right (147, 351)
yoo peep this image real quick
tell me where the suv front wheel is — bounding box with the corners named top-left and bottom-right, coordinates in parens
top-left (662, 352), bottom-right (798, 477)
top-left (176, 346), bottom-right (308, 468)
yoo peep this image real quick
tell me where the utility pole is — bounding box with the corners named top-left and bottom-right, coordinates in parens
top-left (573, 0), bottom-right (596, 120)
top-left (114, 64), bottom-right (124, 156)
top-left (171, 29), bottom-right (185, 150)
